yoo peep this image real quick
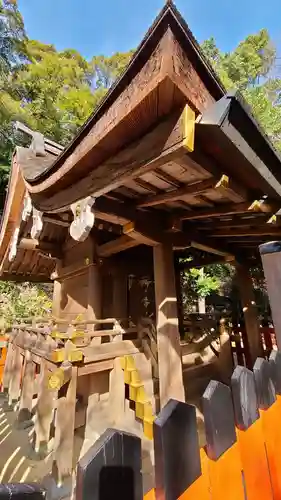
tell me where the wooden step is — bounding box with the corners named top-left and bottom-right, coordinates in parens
top-left (82, 340), bottom-right (141, 363)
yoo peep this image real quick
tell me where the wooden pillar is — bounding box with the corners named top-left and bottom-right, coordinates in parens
top-left (52, 365), bottom-right (78, 486)
top-left (52, 281), bottom-right (62, 318)
top-left (52, 261), bottom-right (62, 318)
top-left (2, 342), bottom-right (14, 396)
top-left (153, 242), bottom-right (185, 408)
top-left (17, 351), bottom-right (35, 427)
top-left (174, 262), bottom-right (184, 339)
top-left (33, 360), bottom-right (56, 458)
top-left (108, 358), bottom-right (125, 423)
top-left (8, 345), bottom-right (23, 406)
top-left (235, 262), bottom-right (263, 368)
top-left (88, 262), bottom-right (102, 345)
top-left (112, 270), bottom-right (128, 342)
top-left (259, 241), bottom-right (281, 349)
top-left (198, 268), bottom-right (206, 314)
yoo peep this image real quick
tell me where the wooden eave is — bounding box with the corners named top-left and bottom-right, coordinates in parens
top-left (0, 148), bottom-right (66, 281)
top-left (0, 151), bottom-right (26, 265)
top-left (20, 1), bottom-right (225, 211)
top-left (196, 92), bottom-right (281, 200)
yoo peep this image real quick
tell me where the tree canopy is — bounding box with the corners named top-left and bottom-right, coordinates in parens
top-left (202, 30), bottom-right (281, 150)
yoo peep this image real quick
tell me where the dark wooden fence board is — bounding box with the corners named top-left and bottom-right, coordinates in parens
top-left (269, 350), bottom-right (281, 394)
top-left (153, 399), bottom-right (201, 500)
top-left (231, 365), bottom-right (259, 430)
top-left (202, 380), bottom-right (236, 460)
top-left (0, 484), bottom-right (45, 500)
top-left (76, 428), bottom-right (143, 500)
top-left (253, 358), bottom-right (276, 410)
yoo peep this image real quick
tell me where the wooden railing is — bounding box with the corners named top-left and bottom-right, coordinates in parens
top-left (9, 347), bottom-right (276, 500)
top-left (230, 325), bottom-right (277, 367)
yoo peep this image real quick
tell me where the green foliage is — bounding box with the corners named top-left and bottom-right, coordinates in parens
top-left (0, 281), bottom-right (52, 326)
top-left (0, 0), bottom-right (27, 183)
top-left (181, 264), bottom-right (221, 312)
top-left (0, 1), bottom-right (134, 162)
top-left (187, 268), bottom-right (220, 298)
top-left (202, 29), bottom-right (281, 150)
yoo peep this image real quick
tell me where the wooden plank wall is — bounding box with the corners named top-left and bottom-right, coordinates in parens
top-left (74, 350), bottom-right (281, 500)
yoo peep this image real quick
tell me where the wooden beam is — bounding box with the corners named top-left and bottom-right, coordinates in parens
top-left (18, 237), bottom-right (61, 256)
top-left (34, 360), bottom-right (55, 457)
top-left (123, 221), bottom-right (163, 246)
top-left (43, 215), bottom-right (70, 227)
top-left (153, 242), bottom-right (185, 408)
top-left (95, 218), bottom-right (122, 234)
top-left (212, 174), bottom-right (248, 202)
top-left (175, 200), bottom-right (280, 222)
top-left (17, 352), bottom-right (35, 425)
top-left (8, 346), bottom-right (23, 405)
top-left (97, 235), bottom-right (140, 257)
top-left (48, 361), bottom-right (72, 390)
top-left (138, 173), bottom-right (248, 209)
top-left (137, 176), bottom-right (215, 208)
top-left (190, 239), bottom-right (234, 258)
top-left (87, 257), bottom-right (102, 343)
top-left (34, 105), bottom-right (196, 212)
top-left (211, 227), bottom-right (281, 237)
top-left (197, 215), bottom-right (270, 230)
top-left (235, 263), bottom-right (263, 367)
top-left (95, 197), bottom-right (164, 227)
top-left (53, 366), bottom-right (78, 484)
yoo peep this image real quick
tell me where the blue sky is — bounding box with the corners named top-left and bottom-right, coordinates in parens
top-left (18, 0), bottom-right (281, 59)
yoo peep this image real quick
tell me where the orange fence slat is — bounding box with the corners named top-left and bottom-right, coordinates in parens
top-left (261, 397), bottom-right (281, 499)
top-left (207, 443), bottom-right (245, 500)
top-left (236, 419), bottom-right (272, 500)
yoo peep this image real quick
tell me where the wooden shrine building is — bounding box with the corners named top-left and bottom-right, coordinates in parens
top-left (1, 0), bottom-right (281, 492)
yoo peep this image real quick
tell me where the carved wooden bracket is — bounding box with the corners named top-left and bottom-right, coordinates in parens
top-left (31, 207), bottom-right (43, 239)
top-left (70, 196), bottom-right (95, 242)
top-left (22, 194), bottom-right (32, 221)
top-left (9, 227), bottom-right (20, 261)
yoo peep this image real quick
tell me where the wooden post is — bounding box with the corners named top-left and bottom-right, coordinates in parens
top-left (259, 241), bottom-right (281, 349)
top-left (52, 280), bottom-right (62, 318)
top-left (2, 342), bottom-right (14, 396)
top-left (198, 268), bottom-right (206, 314)
top-left (235, 262), bottom-right (263, 368)
top-left (17, 351), bottom-right (35, 427)
top-left (174, 262), bottom-right (184, 339)
top-left (88, 263), bottom-right (102, 345)
top-left (108, 358), bottom-right (125, 423)
top-left (112, 270), bottom-right (128, 342)
top-left (52, 365), bottom-right (78, 486)
top-left (52, 261), bottom-right (62, 318)
top-left (8, 345), bottom-right (23, 407)
top-left (76, 429), bottom-right (143, 500)
top-left (153, 242), bottom-right (185, 408)
top-left (217, 319), bottom-right (233, 384)
top-left (33, 360), bottom-right (56, 459)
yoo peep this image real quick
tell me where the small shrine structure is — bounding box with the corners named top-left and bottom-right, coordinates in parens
top-left (1, 1), bottom-right (281, 492)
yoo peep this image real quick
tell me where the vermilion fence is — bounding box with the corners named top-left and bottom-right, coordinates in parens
top-left (0, 348), bottom-right (281, 499)
top-left (230, 325), bottom-right (277, 367)
top-left (74, 350), bottom-right (281, 499)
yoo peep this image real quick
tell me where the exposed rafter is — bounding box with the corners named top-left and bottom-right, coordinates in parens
top-left (174, 200), bottom-right (281, 222)
top-left (137, 176), bottom-right (215, 207)
top-left (211, 227), bottom-right (281, 238)
top-left (97, 236), bottom-right (140, 257)
top-left (18, 238), bottom-right (62, 258)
